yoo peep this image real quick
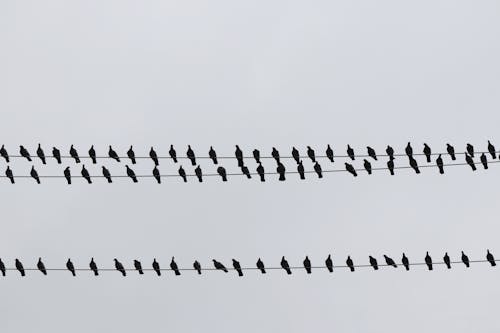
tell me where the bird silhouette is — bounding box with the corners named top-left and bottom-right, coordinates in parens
top-left (346, 256), bottom-right (354, 272)
top-left (232, 259), bottom-right (243, 277)
top-left (345, 163), bottom-right (357, 177)
top-left (186, 145), bottom-right (196, 166)
top-left (149, 147), bottom-right (159, 166)
top-left (436, 154), bottom-right (444, 174)
top-left (488, 141), bottom-right (496, 159)
top-left (443, 253), bottom-right (451, 269)
top-left (277, 162), bottom-right (286, 181)
top-left (193, 260), bottom-right (202, 274)
top-left (126, 165), bottom-right (138, 182)
top-left (102, 166), bottom-right (112, 183)
top-left (307, 146), bottom-right (316, 163)
top-left (66, 259), bottom-right (76, 276)
top-left (363, 159), bottom-right (372, 175)
top-left (256, 163), bottom-right (265, 182)
top-left (209, 146), bottom-right (218, 164)
top-left (30, 166), bottom-right (40, 184)
top-left (387, 159), bottom-right (395, 175)
top-left (64, 167), bottom-right (71, 184)
top-left (152, 259), bottom-right (161, 276)
top-left (153, 166), bottom-right (161, 184)
top-left (465, 154), bottom-right (476, 171)
top-left (169, 145), bottom-right (177, 163)
top-left (0, 258), bottom-right (5, 276)
top-left (409, 156), bottom-right (420, 174)
top-left (466, 143), bottom-right (474, 158)
top-left (271, 147), bottom-right (280, 164)
top-left (461, 251), bottom-right (470, 268)
top-left (384, 255), bottom-right (397, 268)
top-left (5, 166), bottom-right (14, 184)
top-left (178, 166), bottom-right (187, 182)
top-left (127, 146), bottom-right (136, 164)
top-left (325, 145), bottom-right (334, 163)
top-left (89, 145), bottom-right (97, 164)
top-left (81, 165), bottom-right (92, 184)
top-left (52, 147), bottom-right (61, 164)
top-left (369, 256), bottom-right (378, 270)
top-left (16, 259), bottom-right (25, 276)
top-left (37, 258), bottom-right (47, 275)
top-left (347, 145), bottom-right (355, 160)
top-left (134, 260), bottom-right (144, 274)
top-left (256, 258), bottom-right (266, 274)
top-left (114, 259), bottom-right (126, 276)
top-left (90, 258), bottom-right (98, 276)
top-left (292, 147), bottom-right (300, 164)
top-left (217, 166), bottom-right (227, 182)
top-left (0, 145), bottom-right (9, 162)
top-left (253, 149), bottom-right (260, 164)
top-left (405, 142), bottom-right (413, 158)
top-left (446, 144), bottom-right (456, 160)
top-left (170, 257), bottom-right (181, 275)
top-left (36, 144), bottom-right (46, 164)
top-left (402, 253), bottom-right (410, 271)
top-left (480, 153), bottom-right (488, 169)
top-left (303, 256), bottom-right (312, 274)
top-left (325, 255), bottom-right (333, 273)
top-left (281, 256), bottom-right (292, 275)
top-left (235, 145), bottom-right (244, 167)
top-left (195, 165), bottom-right (203, 182)
top-left (241, 165), bottom-right (251, 179)
top-left (314, 162), bottom-right (323, 178)
top-left (108, 146), bottom-right (120, 162)
top-left (425, 252), bottom-right (433, 270)
top-left (386, 145), bottom-right (394, 160)
top-left (70, 145), bottom-right (80, 163)
top-left (20, 145), bottom-right (32, 161)
top-left (213, 259), bottom-right (228, 273)
top-left (367, 146), bottom-right (377, 160)
top-left (486, 250), bottom-right (496, 266)
top-left (297, 160), bottom-right (305, 179)
top-left (423, 143), bottom-right (431, 163)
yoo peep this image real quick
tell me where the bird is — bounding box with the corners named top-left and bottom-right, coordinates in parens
top-left (346, 256), bottom-right (355, 272)
top-left (292, 147), bottom-right (300, 164)
top-left (281, 256), bottom-right (292, 275)
top-left (209, 146), bottom-right (218, 164)
top-left (402, 253), bottom-right (410, 271)
top-left (235, 145), bottom-right (244, 167)
top-left (16, 259), bottom-right (25, 276)
top-left (256, 258), bottom-right (266, 274)
top-left (465, 154), bottom-right (476, 171)
top-left (325, 145), bottom-right (334, 163)
top-left (232, 259), bottom-right (243, 276)
top-left (325, 255), bottom-right (333, 273)
top-left (436, 154), bottom-right (444, 174)
top-left (277, 162), bottom-right (286, 181)
top-left (405, 142), bottom-right (413, 158)
top-left (169, 145), bottom-right (178, 163)
top-left (134, 260), bottom-right (144, 274)
top-left (271, 147), bottom-right (280, 163)
top-left (363, 159), bottom-right (372, 175)
top-left (423, 143), bottom-right (431, 163)
top-left (0, 258), bottom-right (5, 276)
top-left (64, 167), bottom-right (71, 184)
top-left (461, 251), bottom-right (470, 268)
top-left (297, 160), bottom-right (305, 180)
top-left (114, 259), bottom-right (126, 276)
top-left (367, 146), bottom-right (377, 160)
top-left (178, 166), bottom-right (187, 182)
top-left (37, 258), bottom-right (47, 275)
top-left (36, 144), bottom-right (46, 164)
top-left (213, 259), bottom-right (228, 273)
top-left (193, 260), bottom-right (202, 275)
top-left (256, 163), bottom-right (265, 182)
top-left (5, 166), bottom-right (14, 184)
top-left (70, 145), bottom-right (80, 163)
top-left (443, 252), bottom-right (451, 269)
top-left (252, 149), bottom-right (260, 164)
top-left (345, 163), bottom-right (357, 177)
top-left (66, 259), bottom-right (76, 276)
top-left (20, 145), bottom-right (32, 161)
top-left (425, 252), bottom-right (433, 270)
top-left (486, 250), bottom-right (496, 267)
top-left (88, 145), bottom-right (97, 164)
top-left (81, 165), bottom-right (92, 184)
top-left (152, 259), bottom-right (161, 276)
top-left (387, 159), bottom-right (395, 175)
top-left (480, 153), bottom-right (488, 169)
top-left (108, 146), bottom-right (120, 162)
top-left (487, 141), bottom-right (496, 159)
top-left (241, 165), bottom-right (251, 179)
top-left (149, 147), bottom-right (159, 166)
top-left (217, 166), bottom-right (227, 182)
top-left (170, 257), bottom-right (181, 275)
top-left (102, 166), bottom-right (112, 183)
top-left (52, 147), bottom-right (61, 164)
top-left (127, 146), bottom-right (136, 164)
top-left (30, 166), bottom-right (40, 184)
top-left (186, 145), bottom-right (196, 166)
top-left (446, 144), bottom-right (456, 160)
top-left (384, 255), bottom-right (397, 268)
top-left (307, 146), bottom-right (316, 162)
top-left (369, 256), bottom-right (378, 270)
top-left (303, 256), bottom-right (312, 274)
top-left (347, 145), bottom-right (355, 160)
top-left (153, 166), bottom-right (161, 184)
top-left (89, 258), bottom-right (98, 276)
top-left (0, 145), bottom-right (9, 162)
top-left (194, 165), bottom-right (203, 182)
top-left (314, 162), bottom-right (323, 178)
top-left (386, 145), bottom-right (394, 160)
top-left (409, 156), bottom-right (420, 174)
top-left (126, 165), bottom-right (138, 182)
top-left (466, 143), bottom-right (474, 158)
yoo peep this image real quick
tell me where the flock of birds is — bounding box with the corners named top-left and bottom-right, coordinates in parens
top-left (1, 250), bottom-right (497, 277)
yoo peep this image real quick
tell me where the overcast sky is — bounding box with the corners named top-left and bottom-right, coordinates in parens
top-left (2, 0), bottom-right (500, 332)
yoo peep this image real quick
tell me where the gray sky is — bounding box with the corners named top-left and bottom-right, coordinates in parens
top-left (1, 0), bottom-right (500, 332)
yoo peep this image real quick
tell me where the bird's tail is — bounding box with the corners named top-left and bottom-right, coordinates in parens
top-left (133, 177), bottom-right (138, 183)
top-left (259, 175), bottom-right (265, 182)
top-left (286, 269), bottom-right (291, 275)
top-left (1, 270), bottom-right (5, 276)
top-left (415, 168), bottom-right (420, 174)
top-left (9, 178), bottom-right (14, 184)
top-left (93, 270), bottom-right (99, 276)
top-left (426, 156), bottom-right (431, 163)
top-left (72, 271), bottom-right (76, 276)
top-left (429, 265), bottom-right (433, 271)
top-left (238, 271), bottom-right (243, 277)
top-left (261, 269), bottom-right (266, 274)
top-left (390, 169), bottom-right (394, 176)
top-left (222, 176), bottom-right (227, 182)
top-left (87, 179), bottom-right (92, 184)
top-left (121, 271), bottom-right (126, 276)
top-left (279, 175), bottom-right (286, 181)
top-left (237, 159), bottom-right (243, 167)
top-left (223, 268), bottom-right (228, 273)
top-left (156, 271), bottom-right (161, 276)
top-left (439, 167), bottom-right (444, 174)
top-left (492, 262), bottom-right (497, 267)
top-left (300, 174), bottom-right (305, 180)
top-left (36, 179), bottom-right (40, 184)
top-left (183, 177), bottom-right (187, 183)
top-left (405, 266), bottom-right (409, 271)
top-left (91, 158), bottom-right (96, 164)
top-left (318, 173), bottom-right (323, 178)
top-left (107, 178), bottom-right (112, 183)
top-left (191, 159), bottom-right (196, 166)
top-left (175, 271), bottom-right (181, 276)
top-left (76, 158), bottom-right (80, 163)
top-left (21, 270), bottom-right (25, 276)
top-left (197, 270), bottom-right (201, 275)
top-left (327, 267), bottom-right (333, 272)
top-left (139, 270), bottom-right (144, 274)
top-left (68, 179), bottom-right (71, 185)
top-left (349, 267), bottom-right (354, 272)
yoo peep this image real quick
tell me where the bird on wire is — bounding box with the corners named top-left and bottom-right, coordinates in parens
top-left (487, 141), bottom-right (496, 159)
top-left (436, 154), bottom-right (444, 174)
top-left (425, 252), bottom-right (433, 270)
top-left (326, 145), bottom-right (334, 163)
top-left (384, 255), bottom-right (397, 268)
top-left (486, 250), bottom-right (496, 266)
top-left (347, 145), bottom-right (355, 160)
top-left (66, 259), bottom-right (76, 276)
top-left (386, 145), bottom-right (394, 160)
top-left (314, 162), bottom-right (323, 178)
top-left (256, 162), bottom-right (265, 182)
top-left (108, 146), bottom-right (120, 162)
top-left (81, 165), bottom-right (92, 184)
top-left (363, 159), bottom-right (372, 175)
top-left (446, 144), bottom-right (456, 160)
top-left (281, 256), bottom-right (292, 275)
top-left (0, 258), bottom-right (5, 276)
top-left (346, 256), bottom-right (355, 272)
top-left (465, 154), bottom-right (476, 171)
top-left (209, 146), bottom-right (218, 165)
top-left (423, 143), bottom-right (431, 163)
top-left (102, 166), bottom-right (112, 183)
top-left (325, 255), bottom-right (333, 273)
top-left (153, 166), bottom-right (161, 184)
top-left (170, 257), bottom-right (181, 276)
top-left (480, 153), bottom-right (488, 169)
top-left (16, 259), bottom-right (25, 276)
top-left (367, 146), bottom-right (377, 160)
top-left (253, 149), bottom-right (260, 164)
top-left (5, 166), bottom-right (14, 184)
top-left (30, 166), bottom-right (40, 184)
top-left (235, 145), bottom-right (244, 167)
top-left (256, 258), bottom-right (266, 274)
top-left (345, 163), bottom-right (357, 177)
top-left (52, 147), bottom-right (61, 164)
top-left (195, 165), bottom-right (203, 182)
top-left (405, 142), bottom-right (413, 158)
top-left (466, 143), bottom-right (474, 158)
top-left (402, 253), bottom-right (410, 271)
top-left (443, 253), bottom-right (451, 269)
top-left (461, 251), bottom-right (470, 268)
top-left (369, 256), bottom-right (378, 270)
top-left (70, 145), bottom-right (80, 163)
top-left (127, 146), bottom-right (136, 164)
top-left (303, 256), bottom-right (312, 274)
top-left (271, 147), bottom-right (280, 164)
top-left (0, 145), bottom-right (9, 162)
top-left (152, 259), bottom-right (161, 276)
top-left (193, 260), bottom-right (202, 275)
top-left (292, 147), bottom-right (300, 164)
top-left (134, 260), bottom-right (144, 274)
top-left (409, 156), bottom-right (420, 174)
top-left (37, 144), bottom-right (46, 164)
top-left (150, 147), bottom-right (159, 166)
top-left (277, 162), bottom-right (286, 181)
top-left (217, 166), bottom-right (228, 182)
top-left (90, 258), bottom-right (98, 276)
top-left (126, 165), bottom-right (138, 183)
top-left (20, 145), bottom-right (32, 161)
top-left (232, 259), bottom-right (243, 277)
top-left (186, 145), bottom-right (196, 166)
top-left (241, 165), bottom-right (251, 179)
top-left (387, 159), bottom-right (395, 175)
top-left (64, 167), bottom-right (71, 184)
top-left (37, 258), bottom-right (47, 275)
top-left (307, 146), bottom-right (316, 163)
top-left (114, 259), bottom-right (126, 276)
top-left (89, 145), bottom-right (97, 164)
top-left (213, 259), bottom-right (228, 273)
top-left (169, 145), bottom-right (177, 163)
top-left (297, 161), bottom-right (305, 179)
top-left (178, 166), bottom-right (187, 182)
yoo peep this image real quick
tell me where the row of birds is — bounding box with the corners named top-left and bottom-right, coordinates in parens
top-left (1, 251), bottom-right (496, 276)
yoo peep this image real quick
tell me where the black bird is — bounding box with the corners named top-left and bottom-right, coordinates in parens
top-left (387, 159), bottom-right (395, 175)
top-left (152, 259), bottom-right (161, 276)
top-left (20, 145), bottom-right (32, 161)
top-left (345, 163), bottom-right (357, 177)
top-left (486, 250), bottom-right (496, 267)
top-left (307, 146), bottom-right (316, 163)
top-left (271, 147), bottom-right (280, 163)
top-left (480, 153), bottom-right (488, 169)
top-left (38, 258), bottom-right (47, 275)
top-left (277, 162), bottom-right (286, 181)
top-left (153, 166), bottom-right (161, 184)
top-left (281, 256), bottom-right (292, 275)
top-left (81, 165), bottom-right (92, 184)
top-left (347, 145), bottom-right (355, 160)
top-left (367, 146), bottom-right (377, 160)
top-left (425, 252), bottom-right (433, 271)
top-left (5, 166), bottom-right (14, 184)
top-left (303, 256), bottom-right (312, 274)
top-left (423, 143), bottom-right (431, 163)
top-left (64, 167), bottom-right (71, 184)
top-left (232, 259), bottom-right (243, 277)
top-left (126, 165), bottom-right (138, 182)
top-left (0, 145), bottom-right (9, 162)
top-left (217, 166), bottom-right (227, 182)
top-left (325, 255), bottom-right (333, 273)
top-left (178, 166), bottom-right (187, 182)
top-left (409, 156), bottom-right (420, 174)
top-left (461, 251), bottom-right (470, 268)
top-left (31, 166), bottom-right (40, 184)
top-left (170, 257), bottom-right (181, 275)
top-left (369, 256), bottom-right (378, 270)
top-left (363, 159), bottom-right (372, 175)
top-left (134, 260), bottom-right (144, 274)
top-left (186, 145), bottom-right (196, 166)
top-left (213, 259), bottom-right (228, 273)
top-left (195, 165), bottom-right (203, 182)
top-left (88, 145), bottom-right (97, 164)
top-left (193, 260), bottom-right (202, 275)
top-left (0, 258), bottom-right (5, 276)
top-left (241, 165), bottom-right (251, 179)
top-left (16, 259), bottom-right (25, 276)
top-left (292, 147), bottom-right (300, 164)
top-left (488, 141), bottom-right (496, 159)
top-left (235, 145), bottom-right (244, 167)
top-left (346, 256), bottom-right (354, 272)
top-left (465, 154), bottom-right (476, 171)
top-left (102, 166), bottom-right (112, 183)
top-left (386, 145), bottom-right (394, 160)
top-left (252, 149), bottom-right (260, 164)
top-left (443, 253), bottom-right (451, 269)
top-left (325, 144), bottom-right (334, 163)
top-left (466, 143), bottom-right (474, 158)
top-left (256, 258), bottom-right (266, 274)
top-left (37, 144), bottom-right (46, 164)
top-left (169, 145), bottom-right (178, 163)
top-left (70, 145), bottom-right (80, 163)
top-left (52, 147), bottom-right (61, 164)
top-left (114, 259), bottom-right (126, 276)
top-left (209, 146), bottom-right (218, 164)
top-left (149, 147), bottom-right (159, 166)
top-left (90, 257), bottom-right (98, 276)
top-left (256, 163), bottom-right (265, 182)
top-left (446, 144), bottom-right (456, 160)
top-left (402, 253), bottom-right (410, 271)
top-left (297, 160), bottom-right (305, 179)
top-left (405, 142), bottom-right (413, 158)
top-left (127, 146), bottom-right (136, 164)
top-left (436, 154), bottom-right (444, 174)
top-left (66, 259), bottom-right (76, 276)
top-left (314, 162), bottom-right (323, 178)
top-left (384, 255), bottom-right (397, 268)
top-left (108, 146), bottom-right (120, 162)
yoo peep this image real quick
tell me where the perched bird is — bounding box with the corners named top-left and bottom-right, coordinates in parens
top-left (149, 147), bottom-right (159, 166)
top-left (367, 146), bottom-right (377, 160)
top-left (292, 147), bottom-right (300, 164)
top-left (363, 159), bottom-right (372, 175)
top-left (64, 167), bottom-right (71, 184)
top-left (169, 145), bottom-right (178, 163)
top-left (303, 256), bottom-right (312, 274)
top-left (0, 145), bottom-right (9, 162)
top-left (409, 156), bottom-right (420, 174)
top-left (466, 143), bottom-right (474, 158)
top-left (70, 145), bottom-right (80, 163)
top-left (423, 143), bottom-right (431, 163)
top-left (487, 141), bottom-right (496, 159)
top-left (384, 255), bottom-right (397, 268)
top-left (178, 166), bottom-right (187, 182)
top-left (325, 255), bottom-right (333, 273)
top-left (425, 252), bottom-right (433, 271)
top-left (256, 258), bottom-right (266, 274)
top-left (16, 259), bottom-right (25, 276)
top-left (232, 259), bottom-right (243, 277)
top-left (446, 144), bottom-right (456, 160)
top-left (153, 166), bottom-right (161, 184)
top-left (461, 251), bottom-right (470, 268)
top-left (20, 145), bottom-right (32, 161)
top-left (213, 259), bottom-right (228, 273)
top-left (345, 163), bottom-right (357, 177)
top-left (52, 147), bottom-right (61, 164)
top-left (209, 146), bottom-right (218, 164)
top-left (276, 162), bottom-right (286, 181)
top-left (5, 166), bottom-right (14, 184)
top-left (256, 163), bottom-right (265, 182)
top-left (152, 259), bottom-right (161, 276)
top-left (108, 146), bottom-right (120, 162)
top-left (369, 256), bottom-right (378, 270)
top-left (31, 166), bottom-right (40, 184)
top-left (126, 165), bottom-right (138, 182)
top-left (241, 165), bottom-right (251, 179)
top-left (127, 146), bottom-right (136, 164)
top-left (81, 165), bottom-right (92, 184)
top-left (405, 142), bottom-right (413, 158)
top-left (89, 258), bottom-right (98, 276)
top-left (307, 146), bottom-right (316, 162)
top-left (66, 259), bottom-right (76, 276)
top-left (193, 260), bottom-right (202, 275)
top-left (443, 253), bottom-right (451, 269)
top-left (402, 253), bottom-right (410, 271)
top-left (486, 250), bottom-right (496, 267)
top-left (89, 145), bottom-right (97, 164)
top-left (326, 145), bottom-right (334, 163)
top-left (347, 145), bottom-right (355, 160)
top-left (297, 161), bottom-right (305, 180)
top-left (465, 154), bottom-right (476, 171)
top-left (313, 162), bottom-right (323, 178)
top-left (217, 166), bottom-right (227, 182)
top-left (114, 259), bottom-right (126, 276)
top-left (37, 258), bottom-right (47, 275)
top-left (346, 256), bottom-right (355, 272)
top-left (252, 149), bottom-right (260, 164)
top-left (387, 159), bottom-right (395, 175)
top-left (271, 147), bottom-right (280, 163)
top-left (186, 145), bottom-right (196, 166)
top-left (386, 145), bottom-right (394, 160)
top-left (0, 258), bottom-right (5, 276)
top-left (281, 256), bottom-right (292, 275)
top-left (436, 154), bottom-right (444, 174)
top-left (37, 144), bottom-right (46, 164)
top-left (235, 145), bottom-right (244, 167)
top-left (195, 165), bottom-right (203, 182)
top-left (170, 257), bottom-right (181, 275)
top-left (134, 260), bottom-right (144, 274)
top-left (480, 153), bottom-right (488, 169)
top-left (102, 166), bottom-right (112, 183)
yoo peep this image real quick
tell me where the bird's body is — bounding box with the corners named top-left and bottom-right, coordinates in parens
top-left (387, 159), bottom-right (395, 175)
top-left (209, 146), bottom-right (218, 164)
top-left (367, 146), bottom-right (377, 160)
top-left (170, 257), bottom-right (181, 275)
top-left (127, 146), bottom-right (136, 164)
top-left (281, 256), bottom-right (292, 275)
top-left (5, 166), bottom-right (14, 184)
top-left (20, 145), bottom-right (32, 161)
top-left (169, 145), bottom-right (177, 163)
top-left (134, 260), bottom-right (144, 274)
top-left (153, 166), bottom-right (161, 184)
top-left (345, 163), bottom-right (357, 177)
top-left (325, 255), bottom-right (333, 272)
top-left (346, 256), bottom-right (354, 272)
top-left (271, 147), bottom-right (280, 164)
top-left (363, 159), bottom-right (372, 175)
top-left (37, 144), bottom-right (46, 164)
top-left (0, 145), bottom-right (9, 162)
top-left (102, 166), bottom-right (112, 183)
top-left (186, 145), bottom-right (196, 166)
top-left (152, 259), bottom-right (161, 276)
top-left (126, 165), bottom-right (138, 182)
top-left (480, 153), bottom-right (488, 169)
top-left (405, 142), bottom-right (413, 158)
top-left (64, 167), bottom-right (71, 184)
top-left (217, 166), bottom-right (227, 182)
top-left (256, 258), bottom-right (266, 274)
top-left (409, 156), bottom-right (420, 174)
top-left (436, 154), bottom-right (444, 174)
top-left (386, 145), bottom-right (394, 160)
top-left (466, 144), bottom-right (474, 158)
top-left (193, 260), bottom-right (202, 274)
top-left (425, 252), bottom-right (433, 270)
top-left (297, 161), bottom-right (305, 179)
top-left (70, 145), bottom-right (80, 163)
top-left (16, 259), bottom-right (25, 276)
top-left (486, 250), bottom-right (496, 266)
top-left (292, 147), bottom-right (300, 164)
top-left (402, 253), bottom-right (410, 271)
top-left (465, 154), bottom-right (476, 171)
top-left (0, 258), bottom-right (5, 276)
top-left (66, 259), bottom-right (75, 276)
top-left (195, 165), bottom-right (203, 182)
top-left (31, 166), bottom-right (40, 184)
top-left (326, 145), bottom-right (334, 162)
top-left (252, 149), bottom-right (260, 164)
top-left (446, 144), bottom-right (456, 160)
top-left (369, 256), bottom-right (378, 270)
top-left (90, 258), bottom-right (98, 276)
top-left (307, 146), bottom-right (316, 163)
top-left (232, 259), bottom-right (243, 276)
top-left (256, 163), bottom-right (265, 182)
top-left (178, 166), bottom-right (187, 182)
top-left (423, 144), bottom-right (431, 163)
top-left (488, 141), bottom-right (496, 159)
top-left (81, 165), bottom-right (92, 184)
top-left (89, 145), bottom-right (97, 164)
top-left (52, 147), bottom-right (61, 164)
top-left (241, 165), bottom-right (251, 179)
top-left (235, 145), bottom-right (244, 167)
top-left (114, 259), bottom-right (126, 276)
top-left (347, 145), bottom-right (355, 160)
top-left (303, 256), bottom-right (312, 274)
top-left (443, 253), bottom-right (451, 269)
top-left (213, 259), bottom-right (228, 273)
top-left (384, 255), bottom-right (397, 268)
top-left (149, 147), bottom-right (159, 166)
top-left (314, 162), bottom-right (323, 178)
top-left (108, 146), bottom-right (120, 162)
top-left (277, 162), bottom-right (286, 181)
top-left (37, 258), bottom-right (47, 275)
top-left (461, 251), bottom-right (470, 268)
